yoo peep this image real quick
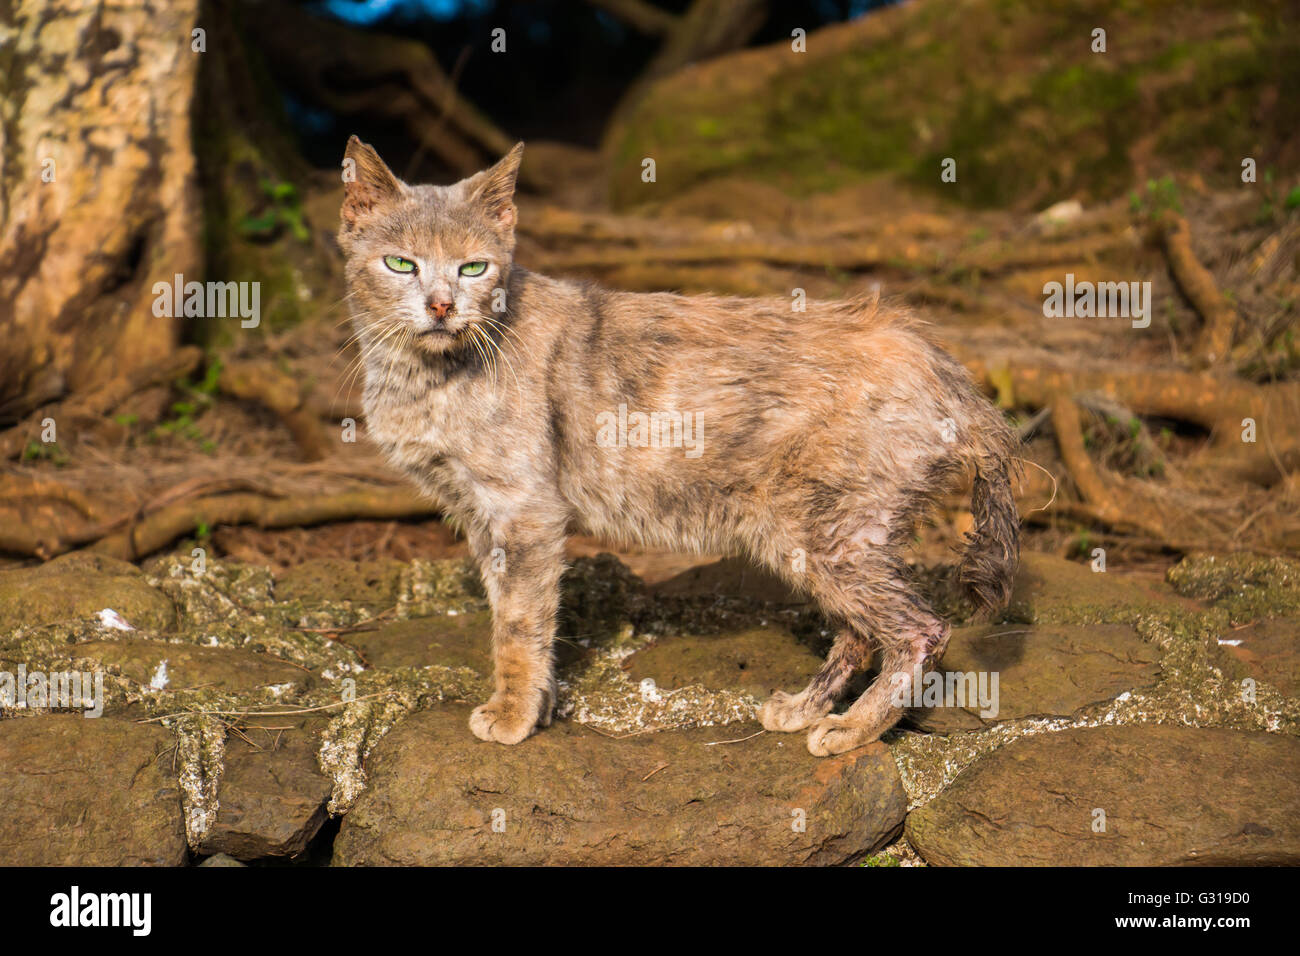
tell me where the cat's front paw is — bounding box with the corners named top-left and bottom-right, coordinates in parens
top-left (469, 693), bottom-right (543, 745)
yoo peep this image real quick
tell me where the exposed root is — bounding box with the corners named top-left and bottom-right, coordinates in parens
top-left (1160, 211), bottom-right (1238, 366)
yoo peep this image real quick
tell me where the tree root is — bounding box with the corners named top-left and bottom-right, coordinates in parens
top-left (0, 346), bottom-right (202, 460)
top-left (83, 486), bottom-right (438, 562)
top-left (218, 360), bottom-right (334, 462)
top-left (961, 351), bottom-right (1300, 482)
top-left (1160, 211), bottom-right (1238, 365)
top-left (1049, 395), bottom-right (1169, 541)
top-left (533, 224), bottom-right (1135, 277)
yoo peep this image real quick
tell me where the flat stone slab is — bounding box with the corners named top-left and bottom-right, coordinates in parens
top-left (69, 640), bottom-right (311, 696)
top-left (1008, 552), bottom-right (1178, 624)
top-left (0, 715), bottom-right (187, 865)
top-left (334, 706), bottom-right (906, 866)
top-left (907, 623), bottom-right (1161, 732)
top-left (1220, 617), bottom-right (1299, 698)
top-left (0, 552), bottom-right (177, 636)
top-left (200, 716), bottom-right (333, 860)
top-left (626, 626), bottom-right (823, 699)
top-left (650, 556), bottom-right (801, 603)
top-left (906, 724), bottom-right (1300, 866)
top-left (350, 611), bottom-right (492, 672)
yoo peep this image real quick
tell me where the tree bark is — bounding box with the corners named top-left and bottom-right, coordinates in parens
top-left (0, 0), bottom-right (201, 423)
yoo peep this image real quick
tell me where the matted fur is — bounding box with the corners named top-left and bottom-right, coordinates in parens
top-left (339, 138), bottom-right (1020, 756)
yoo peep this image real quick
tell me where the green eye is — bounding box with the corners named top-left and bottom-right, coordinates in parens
top-left (459, 261), bottom-right (488, 277)
top-left (384, 255), bottom-right (416, 274)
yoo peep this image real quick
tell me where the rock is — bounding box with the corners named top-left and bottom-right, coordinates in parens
top-left (0, 716), bottom-right (186, 865)
top-left (0, 552), bottom-right (177, 637)
top-left (603, 1), bottom-right (1294, 211)
top-left (200, 717), bottom-right (333, 860)
top-left (68, 640), bottom-right (311, 697)
top-left (333, 706), bottom-right (905, 866)
top-left (906, 725), bottom-right (1300, 866)
top-left (1007, 552), bottom-right (1175, 625)
top-left (349, 612), bottom-right (492, 673)
top-left (1034, 199), bottom-right (1084, 227)
top-left (651, 555), bottom-right (800, 604)
top-left (275, 558), bottom-right (406, 612)
top-left (1219, 617), bottom-right (1300, 698)
top-left (907, 623), bottom-right (1161, 732)
top-left (626, 626), bottom-right (823, 699)
top-left (198, 852), bottom-right (247, 867)
top-left (564, 535), bottom-right (719, 586)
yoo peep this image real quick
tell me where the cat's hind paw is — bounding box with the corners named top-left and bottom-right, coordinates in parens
top-left (758, 689), bottom-right (832, 733)
top-left (806, 714), bottom-right (877, 756)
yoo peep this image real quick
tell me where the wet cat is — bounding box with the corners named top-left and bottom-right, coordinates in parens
top-left (339, 138), bottom-right (1019, 756)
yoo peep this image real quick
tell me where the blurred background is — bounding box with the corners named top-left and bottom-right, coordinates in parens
top-left (2, 0), bottom-right (1298, 574)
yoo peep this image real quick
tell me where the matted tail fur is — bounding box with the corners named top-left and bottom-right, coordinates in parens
top-left (960, 458), bottom-right (1020, 615)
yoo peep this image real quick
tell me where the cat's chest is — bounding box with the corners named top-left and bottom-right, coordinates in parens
top-left (364, 387), bottom-right (461, 468)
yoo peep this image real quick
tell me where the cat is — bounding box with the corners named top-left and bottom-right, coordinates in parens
top-left (339, 137), bottom-right (1020, 756)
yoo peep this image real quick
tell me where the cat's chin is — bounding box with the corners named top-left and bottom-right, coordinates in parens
top-left (411, 328), bottom-right (458, 354)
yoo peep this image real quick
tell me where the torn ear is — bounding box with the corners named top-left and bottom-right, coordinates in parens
top-left (341, 135), bottom-right (402, 228)
top-left (469, 142), bottom-right (525, 230)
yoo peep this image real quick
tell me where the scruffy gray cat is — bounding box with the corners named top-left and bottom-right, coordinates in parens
top-left (339, 137), bottom-right (1019, 756)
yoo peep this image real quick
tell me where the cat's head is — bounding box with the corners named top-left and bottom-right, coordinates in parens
top-left (338, 137), bottom-right (524, 355)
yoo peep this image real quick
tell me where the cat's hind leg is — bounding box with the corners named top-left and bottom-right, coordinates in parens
top-left (804, 571), bottom-right (949, 756)
top-left (758, 626), bottom-right (869, 732)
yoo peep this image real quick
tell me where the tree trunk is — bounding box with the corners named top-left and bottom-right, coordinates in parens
top-left (0, 0), bottom-right (201, 423)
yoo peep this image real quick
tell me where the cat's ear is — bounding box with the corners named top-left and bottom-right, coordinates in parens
top-left (468, 142), bottom-right (525, 231)
top-left (341, 135), bottom-right (402, 228)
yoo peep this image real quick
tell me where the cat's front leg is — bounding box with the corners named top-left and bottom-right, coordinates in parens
top-left (466, 518), bottom-right (566, 745)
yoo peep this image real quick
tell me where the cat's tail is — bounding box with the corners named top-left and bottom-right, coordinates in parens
top-left (959, 454), bottom-right (1020, 616)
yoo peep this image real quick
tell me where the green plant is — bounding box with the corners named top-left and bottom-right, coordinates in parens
top-left (239, 178), bottom-right (310, 242)
top-left (21, 440), bottom-right (68, 466)
top-left (150, 359), bottom-right (222, 453)
top-left (1129, 175), bottom-right (1182, 220)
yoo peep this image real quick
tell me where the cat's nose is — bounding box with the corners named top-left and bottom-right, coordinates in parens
top-left (428, 300), bottom-right (455, 321)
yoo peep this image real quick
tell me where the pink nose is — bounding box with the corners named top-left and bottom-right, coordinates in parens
top-left (429, 301), bottom-right (454, 319)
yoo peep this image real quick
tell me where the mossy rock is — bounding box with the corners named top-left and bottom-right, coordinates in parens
top-left (1167, 553), bottom-right (1300, 623)
top-left (605, 0), bottom-right (1299, 211)
top-left (66, 640), bottom-right (311, 697)
top-left (906, 725), bottom-right (1300, 865)
top-left (1007, 552), bottom-right (1178, 625)
top-left (276, 558), bottom-right (408, 612)
top-left (0, 553), bottom-right (177, 638)
top-left (906, 623), bottom-right (1161, 733)
top-left (625, 625), bottom-right (822, 699)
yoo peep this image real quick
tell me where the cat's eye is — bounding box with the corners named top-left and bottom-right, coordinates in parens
top-left (459, 261), bottom-right (488, 277)
top-left (384, 255), bottom-right (417, 274)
